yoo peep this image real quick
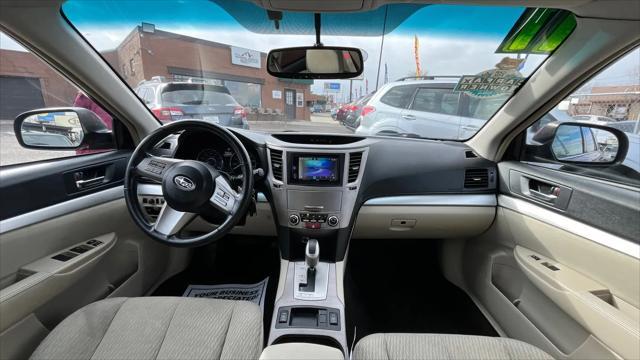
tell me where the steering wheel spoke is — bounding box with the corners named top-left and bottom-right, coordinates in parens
top-left (137, 183), bottom-right (163, 196)
top-left (152, 204), bottom-right (197, 236)
top-left (135, 156), bottom-right (181, 182)
top-left (210, 175), bottom-right (240, 215)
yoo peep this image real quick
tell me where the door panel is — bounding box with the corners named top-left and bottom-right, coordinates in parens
top-left (0, 151), bottom-right (129, 220)
top-left (0, 155), bottom-right (189, 359)
top-left (514, 246), bottom-right (639, 359)
top-left (462, 161), bottom-right (639, 359)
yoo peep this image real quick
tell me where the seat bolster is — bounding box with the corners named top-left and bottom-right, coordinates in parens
top-left (30, 298), bottom-right (128, 360)
top-left (353, 333), bottom-right (554, 360)
top-left (220, 301), bottom-right (264, 360)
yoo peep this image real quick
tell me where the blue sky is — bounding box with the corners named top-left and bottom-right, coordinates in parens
top-left (2, 0), bottom-right (635, 101)
top-left (62, 0), bottom-right (524, 39)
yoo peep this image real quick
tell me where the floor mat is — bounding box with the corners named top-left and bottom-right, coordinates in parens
top-left (182, 278), bottom-right (269, 313)
top-left (152, 235), bottom-right (280, 344)
top-left (345, 238), bottom-right (498, 346)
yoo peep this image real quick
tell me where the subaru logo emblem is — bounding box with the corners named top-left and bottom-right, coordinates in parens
top-left (173, 175), bottom-right (195, 191)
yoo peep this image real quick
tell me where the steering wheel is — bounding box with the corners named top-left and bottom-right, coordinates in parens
top-left (124, 120), bottom-right (253, 247)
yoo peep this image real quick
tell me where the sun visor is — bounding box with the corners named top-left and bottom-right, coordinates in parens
top-left (496, 8), bottom-right (576, 55)
top-left (211, 0), bottom-right (424, 36)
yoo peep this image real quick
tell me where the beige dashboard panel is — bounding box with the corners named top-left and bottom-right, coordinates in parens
top-left (353, 205), bottom-right (495, 239)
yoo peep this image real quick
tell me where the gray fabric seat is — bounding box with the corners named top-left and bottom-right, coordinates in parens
top-left (31, 297), bottom-right (263, 360)
top-left (353, 334), bottom-right (554, 360)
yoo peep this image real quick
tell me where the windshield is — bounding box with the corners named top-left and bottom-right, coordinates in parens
top-left (61, 0), bottom-right (570, 140)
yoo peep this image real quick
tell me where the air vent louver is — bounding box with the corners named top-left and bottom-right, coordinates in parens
top-left (465, 150), bottom-right (478, 158)
top-left (270, 149), bottom-right (283, 181)
top-left (348, 152), bottom-right (363, 183)
top-left (464, 168), bottom-right (489, 188)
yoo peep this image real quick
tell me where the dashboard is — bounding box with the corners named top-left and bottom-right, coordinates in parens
top-left (148, 128), bottom-right (498, 260)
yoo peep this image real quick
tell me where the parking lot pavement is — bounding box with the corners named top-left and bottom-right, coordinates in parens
top-left (249, 113), bottom-right (351, 134)
top-left (0, 117), bottom-right (353, 167)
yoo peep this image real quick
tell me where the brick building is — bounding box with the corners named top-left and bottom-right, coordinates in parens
top-left (107, 25), bottom-right (312, 120)
top-left (570, 85), bottom-right (640, 121)
top-left (0, 25), bottom-right (313, 120)
top-left (0, 49), bottom-right (78, 119)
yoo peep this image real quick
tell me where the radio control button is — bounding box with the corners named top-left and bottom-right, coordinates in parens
top-left (327, 216), bottom-right (339, 227)
top-left (289, 214), bottom-right (300, 225)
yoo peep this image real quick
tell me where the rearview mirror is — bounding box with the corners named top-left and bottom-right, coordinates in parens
top-left (267, 46), bottom-right (364, 79)
top-left (14, 107), bottom-right (113, 150)
top-left (531, 121), bottom-right (628, 164)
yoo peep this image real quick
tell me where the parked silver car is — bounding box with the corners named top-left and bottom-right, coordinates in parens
top-left (355, 78), bottom-right (508, 140)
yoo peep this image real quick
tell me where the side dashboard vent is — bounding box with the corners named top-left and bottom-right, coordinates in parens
top-left (465, 150), bottom-right (478, 158)
top-left (348, 152), bottom-right (363, 183)
top-left (464, 168), bottom-right (489, 188)
top-left (270, 149), bottom-right (284, 181)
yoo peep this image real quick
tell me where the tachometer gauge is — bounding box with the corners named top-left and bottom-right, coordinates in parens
top-left (196, 148), bottom-right (224, 169)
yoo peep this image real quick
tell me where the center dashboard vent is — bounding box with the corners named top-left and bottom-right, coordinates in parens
top-left (464, 168), bottom-right (489, 188)
top-left (269, 149), bottom-right (284, 181)
top-left (348, 152), bottom-right (363, 183)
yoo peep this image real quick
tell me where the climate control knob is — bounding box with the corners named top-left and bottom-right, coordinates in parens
top-left (289, 214), bottom-right (300, 226)
top-left (327, 216), bottom-right (339, 227)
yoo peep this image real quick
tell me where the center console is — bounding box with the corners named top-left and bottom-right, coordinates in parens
top-left (264, 137), bottom-right (370, 356)
top-left (267, 145), bottom-right (368, 261)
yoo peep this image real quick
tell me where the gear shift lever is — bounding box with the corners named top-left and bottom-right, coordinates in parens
top-left (305, 239), bottom-right (319, 270)
top-left (300, 239), bottom-right (319, 292)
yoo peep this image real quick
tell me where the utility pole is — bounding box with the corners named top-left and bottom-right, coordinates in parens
top-left (349, 79), bottom-right (353, 102)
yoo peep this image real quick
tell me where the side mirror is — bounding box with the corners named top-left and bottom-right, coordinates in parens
top-left (267, 46), bottom-right (364, 79)
top-left (531, 121), bottom-right (628, 164)
top-left (14, 108), bottom-right (113, 151)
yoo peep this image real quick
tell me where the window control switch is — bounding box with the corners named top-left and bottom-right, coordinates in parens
top-left (52, 251), bottom-right (79, 262)
top-left (542, 261), bottom-right (560, 271)
top-left (70, 245), bottom-right (93, 254)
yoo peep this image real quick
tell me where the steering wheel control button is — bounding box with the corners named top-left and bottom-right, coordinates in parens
top-left (327, 216), bottom-right (339, 227)
top-left (289, 214), bottom-right (300, 225)
top-left (145, 159), bottom-right (168, 175)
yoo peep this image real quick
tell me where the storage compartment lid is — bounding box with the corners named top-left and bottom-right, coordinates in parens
top-left (260, 343), bottom-right (344, 360)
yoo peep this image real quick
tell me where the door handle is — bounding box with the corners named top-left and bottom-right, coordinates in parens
top-left (402, 114), bottom-right (416, 120)
top-left (529, 188), bottom-right (558, 202)
top-left (75, 176), bottom-right (105, 189)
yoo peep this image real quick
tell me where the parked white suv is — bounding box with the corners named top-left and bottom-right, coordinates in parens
top-left (355, 77), bottom-right (508, 140)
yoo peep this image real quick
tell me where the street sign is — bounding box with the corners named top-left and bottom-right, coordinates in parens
top-left (324, 82), bottom-right (341, 92)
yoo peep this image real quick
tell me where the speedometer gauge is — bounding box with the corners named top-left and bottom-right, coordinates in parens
top-left (196, 148), bottom-right (224, 169)
top-left (230, 153), bottom-right (257, 172)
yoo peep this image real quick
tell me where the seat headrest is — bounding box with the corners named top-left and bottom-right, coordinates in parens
top-left (306, 49), bottom-right (340, 74)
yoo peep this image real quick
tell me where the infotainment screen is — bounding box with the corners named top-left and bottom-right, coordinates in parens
top-left (289, 154), bottom-right (342, 185)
